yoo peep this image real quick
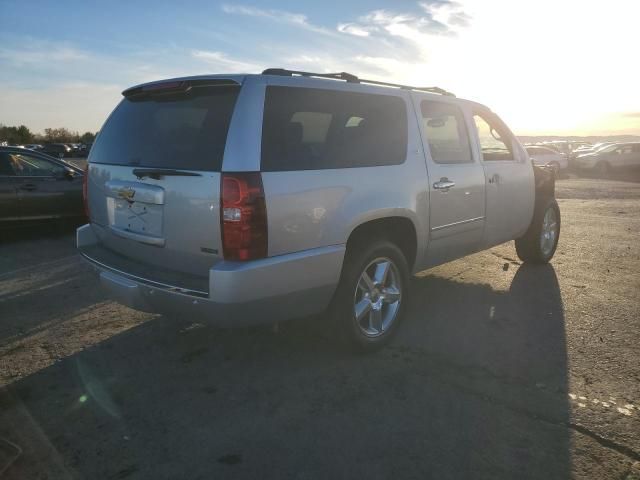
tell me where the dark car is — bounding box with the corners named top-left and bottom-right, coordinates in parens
top-left (0, 146), bottom-right (85, 226)
top-left (41, 143), bottom-right (73, 158)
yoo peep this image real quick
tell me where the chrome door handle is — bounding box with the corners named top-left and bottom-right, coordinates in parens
top-left (433, 178), bottom-right (456, 191)
top-left (488, 173), bottom-right (500, 184)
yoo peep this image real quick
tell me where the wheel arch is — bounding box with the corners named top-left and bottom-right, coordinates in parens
top-left (345, 214), bottom-right (419, 272)
top-left (533, 165), bottom-right (556, 209)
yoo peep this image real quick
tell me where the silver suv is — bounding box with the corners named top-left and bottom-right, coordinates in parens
top-left (77, 69), bottom-right (560, 350)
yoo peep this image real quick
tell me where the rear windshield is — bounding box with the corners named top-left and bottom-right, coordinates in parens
top-left (90, 85), bottom-right (240, 171)
top-left (261, 86), bottom-right (407, 171)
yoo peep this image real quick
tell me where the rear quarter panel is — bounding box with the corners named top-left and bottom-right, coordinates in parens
top-left (262, 164), bottom-right (428, 260)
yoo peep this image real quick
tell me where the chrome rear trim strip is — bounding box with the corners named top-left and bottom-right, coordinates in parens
top-left (80, 252), bottom-right (209, 298)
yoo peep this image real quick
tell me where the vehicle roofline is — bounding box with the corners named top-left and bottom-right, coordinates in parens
top-left (122, 72), bottom-right (480, 104)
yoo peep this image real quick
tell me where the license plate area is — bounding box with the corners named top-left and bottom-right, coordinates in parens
top-left (112, 199), bottom-right (164, 237)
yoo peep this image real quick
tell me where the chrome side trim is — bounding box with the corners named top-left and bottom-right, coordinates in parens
top-left (80, 252), bottom-right (208, 298)
top-left (431, 216), bottom-right (485, 232)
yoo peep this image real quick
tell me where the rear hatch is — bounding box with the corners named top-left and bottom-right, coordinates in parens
top-left (85, 79), bottom-right (241, 289)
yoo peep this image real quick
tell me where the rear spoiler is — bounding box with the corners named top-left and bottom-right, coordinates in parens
top-left (122, 79), bottom-right (239, 98)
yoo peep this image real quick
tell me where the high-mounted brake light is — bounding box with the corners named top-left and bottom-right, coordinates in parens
top-left (142, 81), bottom-right (184, 91)
top-left (221, 172), bottom-right (267, 261)
top-left (82, 164), bottom-right (90, 218)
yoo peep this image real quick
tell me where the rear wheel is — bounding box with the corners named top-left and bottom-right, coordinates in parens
top-left (515, 199), bottom-right (560, 264)
top-left (331, 240), bottom-right (409, 351)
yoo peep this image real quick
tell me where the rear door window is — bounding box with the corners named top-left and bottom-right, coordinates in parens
top-left (90, 85), bottom-right (240, 171)
top-left (261, 86), bottom-right (408, 171)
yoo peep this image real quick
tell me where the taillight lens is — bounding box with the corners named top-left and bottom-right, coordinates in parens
top-left (82, 164), bottom-right (90, 218)
top-left (221, 172), bottom-right (267, 261)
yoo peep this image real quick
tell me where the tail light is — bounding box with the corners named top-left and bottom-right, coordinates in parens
top-left (82, 164), bottom-right (90, 218)
top-left (221, 172), bottom-right (267, 261)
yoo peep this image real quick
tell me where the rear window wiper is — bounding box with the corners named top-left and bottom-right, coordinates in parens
top-left (132, 168), bottom-right (202, 180)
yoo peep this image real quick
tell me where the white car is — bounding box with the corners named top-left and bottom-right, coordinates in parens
top-left (525, 146), bottom-right (568, 174)
top-left (575, 142), bottom-right (640, 174)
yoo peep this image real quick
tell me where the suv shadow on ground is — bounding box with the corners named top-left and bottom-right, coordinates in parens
top-left (0, 263), bottom-right (569, 479)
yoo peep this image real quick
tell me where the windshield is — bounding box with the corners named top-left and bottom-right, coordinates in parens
top-left (90, 85), bottom-right (240, 171)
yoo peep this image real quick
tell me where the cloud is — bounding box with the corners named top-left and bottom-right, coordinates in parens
top-left (337, 1), bottom-right (471, 44)
top-left (191, 50), bottom-right (262, 72)
top-left (337, 23), bottom-right (372, 37)
top-left (0, 44), bottom-right (88, 66)
top-left (221, 4), bottom-right (335, 35)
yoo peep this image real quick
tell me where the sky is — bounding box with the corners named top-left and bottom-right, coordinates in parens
top-left (0, 0), bottom-right (638, 136)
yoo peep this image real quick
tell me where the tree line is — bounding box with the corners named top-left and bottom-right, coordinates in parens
top-left (0, 124), bottom-right (97, 145)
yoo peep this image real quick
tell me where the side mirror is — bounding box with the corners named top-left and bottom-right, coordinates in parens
top-left (62, 167), bottom-right (77, 180)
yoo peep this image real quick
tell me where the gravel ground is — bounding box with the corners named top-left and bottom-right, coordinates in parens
top-left (0, 176), bottom-right (638, 479)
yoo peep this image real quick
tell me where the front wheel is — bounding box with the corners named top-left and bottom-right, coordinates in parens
top-left (515, 199), bottom-right (561, 264)
top-left (331, 240), bottom-right (409, 352)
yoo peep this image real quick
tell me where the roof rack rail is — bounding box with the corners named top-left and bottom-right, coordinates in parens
top-left (261, 68), bottom-right (455, 97)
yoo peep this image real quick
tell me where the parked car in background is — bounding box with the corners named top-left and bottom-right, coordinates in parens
top-left (0, 146), bottom-right (85, 226)
top-left (574, 142), bottom-right (614, 156)
top-left (22, 144), bottom-right (44, 151)
top-left (569, 141), bottom-right (591, 151)
top-left (543, 140), bottom-right (572, 157)
top-left (41, 143), bottom-right (73, 158)
top-left (78, 143), bottom-right (92, 157)
top-left (525, 145), bottom-right (568, 174)
top-left (77, 69), bottom-right (560, 351)
top-left (575, 143), bottom-right (640, 174)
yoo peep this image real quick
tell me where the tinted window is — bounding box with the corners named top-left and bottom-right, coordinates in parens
top-left (473, 112), bottom-right (515, 161)
top-left (5, 153), bottom-right (65, 177)
top-left (421, 101), bottom-right (472, 164)
top-left (0, 154), bottom-right (16, 175)
top-left (90, 86), bottom-right (240, 171)
top-left (261, 86), bottom-right (407, 171)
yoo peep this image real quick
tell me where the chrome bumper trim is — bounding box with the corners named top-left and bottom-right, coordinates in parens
top-left (80, 252), bottom-right (209, 298)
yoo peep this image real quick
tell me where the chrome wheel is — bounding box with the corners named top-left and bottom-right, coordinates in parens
top-left (353, 257), bottom-right (402, 337)
top-left (540, 207), bottom-right (558, 257)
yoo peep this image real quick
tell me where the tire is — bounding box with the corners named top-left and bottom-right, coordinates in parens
top-left (515, 198), bottom-right (561, 264)
top-left (595, 161), bottom-right (610, 176)
top-left (331, 240), bottom-right (410, 352)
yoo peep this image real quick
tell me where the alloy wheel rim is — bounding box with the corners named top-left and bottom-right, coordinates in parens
top-left (540, 207), bottom-right (558, 257)
top-left (353, 257), bottom-right (402, 337)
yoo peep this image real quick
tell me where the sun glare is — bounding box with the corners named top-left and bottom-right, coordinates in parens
top-left (401, 0), bottom-right (640, 135)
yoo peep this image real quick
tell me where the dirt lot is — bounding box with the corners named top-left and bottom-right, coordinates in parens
top-left (1, 176), bottom-right (639, 479)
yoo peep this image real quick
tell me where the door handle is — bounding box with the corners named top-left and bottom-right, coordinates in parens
top-left (488, 173), bottom-right (501, 184)
top-left (433, 178), bottom-right (456, 191)
top-left (19, 184), bottom-right (37, 191)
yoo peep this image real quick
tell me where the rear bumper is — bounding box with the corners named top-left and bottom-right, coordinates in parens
top-left (77, 224), bottom-right (345, 325)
